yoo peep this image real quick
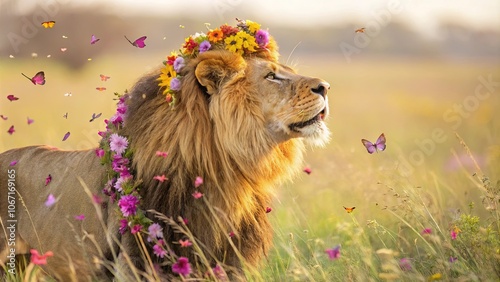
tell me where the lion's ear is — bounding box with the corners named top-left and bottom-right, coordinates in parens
top-left (194, 52), bottom-right (246, 95)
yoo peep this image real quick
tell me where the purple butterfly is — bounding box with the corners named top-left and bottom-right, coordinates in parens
top-left (90, 34), bottom-right (100, 44)
top-left (361, 133), bottom-right (386, 154)
top-left (21, 71), bottom-right (45, 85)
top-left (62, 131), bottom-right (70, 141)
top-left (124, 35), bottom-right (147, 48)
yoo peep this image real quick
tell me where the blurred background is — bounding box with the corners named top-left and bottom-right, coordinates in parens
top-left (1, 0), bottom-right (499, 242)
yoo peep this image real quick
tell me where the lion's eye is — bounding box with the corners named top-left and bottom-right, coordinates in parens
top-left (265, 72), bottom-right (277, 80)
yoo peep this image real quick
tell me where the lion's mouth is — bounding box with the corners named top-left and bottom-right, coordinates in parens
top-left (289, 107), bottom-right (327, 132)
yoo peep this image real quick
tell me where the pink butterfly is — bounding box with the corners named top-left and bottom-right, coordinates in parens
top-left (7, 94), bottom-right (19, 101)
top-left (124, 35), bottom-right (147, 48)
top-left (21, 71), bottom-right (45, 85)
top-left (7, 125), bottom-right (15, 135)
top-left (0, 115), bottom-right (7, 120)
top-left (361, 133), bottom-right (386, 154)
top-left (179, 239), bottom-right (192, 247)
top-left (27, 117), bottom-right (34, 125)
top-left (90, 34), bottom-right (100, 44)
top-left (62, 132), bottom-right (70, 141)
top-left (45, 194), bottom-right (57, 207)
top-left (100, 74), bottom-right (110, 81)
top-left (45, 174), bottom-right (52, 186)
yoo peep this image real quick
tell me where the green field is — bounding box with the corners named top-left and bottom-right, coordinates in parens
top-left (1, 55), bottom-right (499, 281)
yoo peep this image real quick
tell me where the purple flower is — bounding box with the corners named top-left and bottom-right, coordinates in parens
top-left (148, 223), bottom-right (164, 242)
top-left (325, 245), bottom-right (341, 260)
top-left (212, 264), bottom-right (226, 280)
top-left (173, 56), bottom-right (185, 73)
top-left (109, 133), bottom-right (128, 155)
top-left (153, 240), bottom-right (167, 258)
top-left (116, 103), bottom-right (127, 114)
top-left (114, 176), bottom-right (131, 192)
top-left (172, 256), bottom-right (192, 277)
top-left (131, 224), bottom-right (142, 234)
top-left (255, 29), bottom-right (269, 47)
top-left (95, 148), bottom-right (105, 158)
top-left (110, 114), bottom-right (124, 126)
top-left (199, 40), bottom-right (211, 53)
top-left (170, 77), bottom-right (181, 91)
top-left (118, 195), bottom-right (139, 217)
top-left (119, 219), bottom-right (128, 234)
top-left (98, 130), bottom-right (106, 137)
top-left (399, 258), bottom-right (412, 271)
top-left (449, 256), bottom-right (458, 263)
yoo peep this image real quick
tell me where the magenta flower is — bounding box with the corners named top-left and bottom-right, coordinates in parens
top-left (95, 148), bottom-right (105, 158)
top-left (74, 214), bottom-right (85, 221)
top-left (449, 256), bottom-right (458, 263)
top-left (265, 207), bottom-right (272, 213)
top-left (114, 176), bottom-right (131, 192)
top-left (172, 256), bottom-right (192, 277)
top-left (45, 194), bottom-right (57, 207)
top-left (451, 230), bottom-right (458, 240)
top-left (421, 228), bottom-right (432, 235)
top-left (109, 133), bottom-right (128, 155)
top-left (173, 56), bottom-right (185, 73)
top-left (192, 191), bottom-right (203, 199)
top-left (118, 195), bottom-right (139, 217)
top-left (199, 40), bottom-right (211, 53)
top-left (170, 77), bottom-right (181, 91)
top-left (194, 176), bottom-right (203, 188)
top-left (399, 258), bottom-right (412, 271)
top-left (9, 160), bottom-right (18, 166)
top-left (325, 245), bottom-right (341, 260)
top-left (119, 219), bottom-right (128, 234)
top-left (131, 224), bottom-right (142, 234)
top-left (148, 223), bottom-right (163, 242)
top-left (110, 114), bottom-right (124, 126)
top-left (212, 264), bottom-right (226, 280)
top-left (153, 240), bottom-right (167, 258)
top-left (255, 29), bottom-right (269, 47)
top-left (30, 249), bottom-right (53, 265)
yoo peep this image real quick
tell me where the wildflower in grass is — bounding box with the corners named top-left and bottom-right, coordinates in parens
top-left (45, 194), bottom-right (57, 207)
top-left (109, 133), bottom-right (128, 155)
top-left (228, 231), bottom-right (235, 237)
top-left (153, 174), bottom-right (168, 182)
top-left (212, 264), bottom-right (226, 280)
top-left (95, 148), bottom-right (105, 158)
top-left (30, 249), bottom-right (54, 265)
top-left (255, 29), bottom-right (269, 47)
top-left (119, 219), bottom-right (128, 234)
top-left (192, 191), bottom-right (203, 199)
top-left (74, 214), bottom-right (85, 221)
top-left (199, 40), bottom-right (211, 53)
top-left (118, 195), bottom-right (139, 216)
top-left (398, 258), bottom-right (412, 271)
top-left (449, 256), bottom-right (458, 263)
top-left (179, 239), bottom-right (192, 247)
top-left (45, 174), bottom-right (52, 186)
top-left (92, 194), bottom-right (103, 204)
top-left (325, 245), bottom-right (341, 260)
top-left (114, 176), bottom-right (130, 192)
top-left (148, 223), bottom-right (163, 242)
top-left (266, 207), bottom-right (272, 213)
top-left (422, 228), bottom-right (432, 235)
top-left (194, 176), bottom-right (203, 188)
top-left (172, 256), bottom-right (192, 277)
top-left (182, 217), bottom-right (188, 225)
top-left (153, 240), bottom-right (167, 258)
top-left (451, 229), bottom-right (458, 240)
top-left (428, 273), bottom-right (442, 281)
top-left (131, 224), bottom-right (142, 234)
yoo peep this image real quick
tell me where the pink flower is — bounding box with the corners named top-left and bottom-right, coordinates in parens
top-left (325, 245), bottom-right (341, 260)
top-left (95, 148), bottom-right (105, 158)
top-left (45, 194), bottom-right (57, 207)
top-left (179, 239), bottom-right (192, 247)
top-left (153, 240), bottom-right (167, 258)
top-left (194, 176), bottom-right (203, 188)
top-left (118, 195), bottom-right (139, 217)
top-left (92, 194), bottom-right (103, 204)
top-left (399, 258), bottom-right (412, 271)
top-left (212, 264), bottom-right (226, 280)
top-left (422, 228), bottom-right (432, 235)
top-left (265, 207), bottom-right (272, 213)
top-left (155, 151), bottom-right (168, 158)
top-left (192, 191), bottom-right (203, 199)
top-left (45, 174), bottom-right (52, 186)
top-left (109, 133), bottom-right (128, 155)
top-left (148, 223), bottom-right (163, 242)
top-left (172, 257), bottom-right (192, 277)
top-left (255, 29), bottom-right (269, 47)
top-left (153, 175), bottom-right (168, 182)
top-left (74, 214), bottom-right (85, 221)
top-left (131, 224), bottom-right (142, 234)
top-left (451, 230), bottom-right (458, 240)
top-left (303, 167), bottom-right (312, 175)
top-left (30, 249), bottom-right (53, 265)
top-left (119, 219), bottom-right (128, 234)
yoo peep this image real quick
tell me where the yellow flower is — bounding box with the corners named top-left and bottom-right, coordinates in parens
top-left (246, 20), bottom-right (260, 33)
top-left (158, 64), bottom-right (177, 94)
top-left (236, 31), bottom-right (258, 53)
top-left (224, 34), bottom-right (244, 55)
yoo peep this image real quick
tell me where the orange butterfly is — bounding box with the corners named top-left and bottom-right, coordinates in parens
top-left (41, 21), bottom-right (56, 28)
top-left (100, 74), bottom-right (110, 81)
top-left (343, 206), bottom-right (356, 213)
top-left (355, 27), bottom-right (365, 33)
top-left (95, 87), bottom-right (106, 91)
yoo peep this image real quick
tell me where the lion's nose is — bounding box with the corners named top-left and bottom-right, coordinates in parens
top-left (311, 82), bottom-right (330, 98)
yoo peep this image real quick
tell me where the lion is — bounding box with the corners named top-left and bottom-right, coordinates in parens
top-left (0, 20), bottom-right (330, 281)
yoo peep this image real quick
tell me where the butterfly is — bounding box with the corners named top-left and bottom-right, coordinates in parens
top-left (27, 117), bottom-right (34, 125)
top-left (361, 133), bottom-right (386, 154)
top-left (7, 125), bottom-right (15, 135)
top-left (62, 131), bottom-right (70, 141)
top-left (7, 94), bottom-right (19, 101)
top-left (64, 92), bottom-right (72, 97)
top-left (89, 113), bottom-right (102, 122)
top-left (21, 71), bottom-right (45, 85)
top-left (41, 21), bottom-right (55, 28)
top-left (90, 34), bottom-right (100, 44)
top-left (343, 206), bottom-right (356, 213)
top-left (124, 35), bottom-right (147, 48)
top-left (96, 87), bottom-right (106, 91)
top-left (100, 74), bottom-right (110, 81)
top-left (355, 27), bottom-right (366, 33)
top-left (0, 115), bottom-right (8, 120)
top-left (63, 112), bottom-right (68, 119)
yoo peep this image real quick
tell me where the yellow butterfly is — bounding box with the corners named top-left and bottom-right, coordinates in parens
top-left (41, 21), bottom-right (56, 28)
top-left (343, 206), bottom-right (356, 213)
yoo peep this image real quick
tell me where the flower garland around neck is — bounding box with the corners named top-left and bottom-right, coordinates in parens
top-left (96, 92), bottom-right (166, 255)
top-left (158, 18), bottom-right (275, 107)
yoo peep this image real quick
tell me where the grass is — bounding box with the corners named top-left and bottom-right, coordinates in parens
top-left (1, 55), bottom-right (499, 281)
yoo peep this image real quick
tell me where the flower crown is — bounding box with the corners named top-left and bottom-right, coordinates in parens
top-left (158, 19), bottom-right (276, 106)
